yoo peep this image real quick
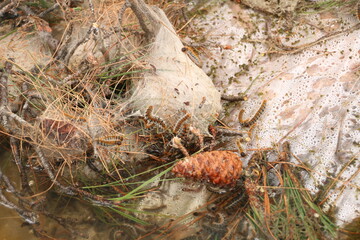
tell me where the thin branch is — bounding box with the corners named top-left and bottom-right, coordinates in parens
top-left (64, 24), bottom-right (97, 65)
top-left (38, 3), bottom-right (59, 18)
top-left (126, 0), bottom-right (157, 40)
top-left (10, 137), bottom-right (33, 194)
top-left (0, 168), bottom-right (39, 225)
top-left (0, 0), bottom-right (16, 18)
top-left (266, 23), bottom-right (360, 55)
top-left (33, 145), bottom-right (115, 207)
top-left (0, 58), bottom-right (14, 128)
top-left (0, 107), bottom-right (33, 129)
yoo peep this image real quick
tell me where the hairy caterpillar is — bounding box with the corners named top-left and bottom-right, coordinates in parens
top-left (238, 100), bottom-right (267, 127)
top-left (173, 112), bottom-right (191, 134)
top-left (182, 46), bottom-right (203, 67)
top-left (145, 106), bottom-right (168, 130)
top-left (95, 135), bottom-right (123, 147)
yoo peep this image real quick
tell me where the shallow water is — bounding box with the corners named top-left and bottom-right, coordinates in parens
top-left (0, 206), bottom-right (36, 240)
top-left (0, 151), bottom-right (37, 240)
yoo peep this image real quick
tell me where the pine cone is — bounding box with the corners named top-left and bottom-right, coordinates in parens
top-left (172, 151), bottom-right (243, 187)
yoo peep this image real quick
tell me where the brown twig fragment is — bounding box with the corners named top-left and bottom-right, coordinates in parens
top-left (0, 0), bottom-right (16, 18)
top-left (172, 137), bottom-right (189, 157)
top-left (38, 3), bottom-right (59, 18)
top-left (190, 126), bottom-right (204, 149)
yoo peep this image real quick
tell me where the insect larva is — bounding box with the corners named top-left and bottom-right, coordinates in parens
top-left (63, 112), bottom-right (87, 122)
top-left (212, 212), bottom-right (226, 226)
top-left (137, 116), bottom-right (154, 128)
top-left (145, 106), bottom-right (167, 130)
top-left (223, 45), bottom-right (233, 50)
top-left (95, 135), bottom-right (123, 147)
top-left (236, 139), bottom-right (246, 157)
top-left (238, 100), bottom-right (267, 127)
top-left (173, 112), bottom-right (191, 134)
top-left (198, 96), bottom-right (206, 109)
top-left (182, 46), bottom-right (203, 67)
top-left (224, 192), bottom-right (247, 211)
top-left (178, 123), bottom-right (190, 140)
top-left (202, 212), bottom-right (227, 235)
top-left (206, 185), bottom-right (227, 194)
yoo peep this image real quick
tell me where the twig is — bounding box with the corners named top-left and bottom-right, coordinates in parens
top-left (64, 23), bottom-right (98, 65)
top-left (42, 212), bottom-right (89, 239)
top-left (0, 0), bottom-right (16, 18)
top-left (0, 168), bottom-right (39, 225)
top-left (265, 23), bottom-right (360, 55)
top-left (0, 58), bottom-right (14, 128)
top-left (0, 107), bottom-right (33, 129)
top-left (33, 145), bottom-right (116, 207)
top-left (38, 3), bottom-right (59, 18)
top-left (0, 0), bottom-right (11, 10)
top-left (10, 137), bottom-right (33, 194)
top-left (172, 137), bottom-right (189, 157)
top-left (54, 22), bottom-right (74, 61)
top-left (0, 190), bottom-right (38, 224)
top-left (117, 1), bottom-right (131, 39)
top-left (88, 0), bottom-right (95, 18)
top-left (126, 0), bottom-right (158, 40)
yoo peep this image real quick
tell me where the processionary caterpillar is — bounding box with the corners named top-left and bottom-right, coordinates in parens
top-left (95, 135), bottom-right (124, 147)
top-left (173, 112), bottom-right (191, 134)
top-left (181, 46), bottom-right (203, 67)
top-left (145, 106), bottom-right (168, 130)
top-left (238, 100), bottom-right (267, 127)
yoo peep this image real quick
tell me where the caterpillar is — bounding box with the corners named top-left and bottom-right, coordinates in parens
top-left (63, 112), bottom-right (87, 122)
top-left (95, 135), bottom-right (123, 147)
top-left (199, 96), bottom-right (206, 109)
top-left (202, 212), bottom-right (227, 236)
top-left (224, 191), bottom-right (247, 211)
top-left (206, 185), bottom-right (227, 194)
top-left (182, 46), bottom-right (203, 67)
top-left (137, 116), bottom-right (155, 128)
top-left (212, 212), bottom-right (226, 226)
top-left (145, 106), bottom-right (167, 130)
top-left (173, 112), bottom-right (191, 135)
top-left (238, 100), bottom-right (267, 127)
top-left (178, 123), bottom-right (190, 140)
top-left (236, 139), bottom-right (246, 157)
